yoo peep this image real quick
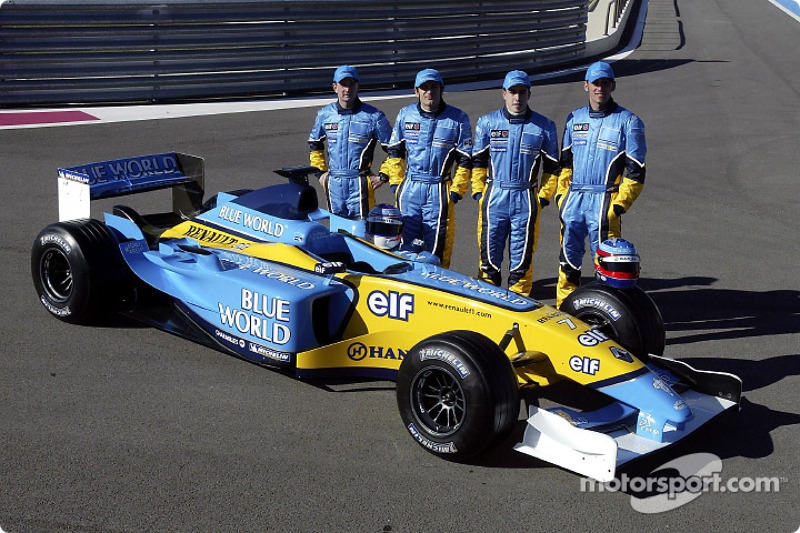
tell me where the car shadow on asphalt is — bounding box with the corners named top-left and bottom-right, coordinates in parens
top-left (639, 274), bottom-right (800, 464)
top-left (305, 378), bottom-right (396, 394)
top-left (85, 274), bottom-right (799, 478)
top-left (618, 393), bottom-right (800, 492)
top-left (535, 274), bottom-right (799, 347)
top-left (469, 373), bottom-right (800, 476)
top-left (475, 270), bottom-right (800, 476)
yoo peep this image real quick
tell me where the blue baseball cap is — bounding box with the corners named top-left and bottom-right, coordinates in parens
top-left (415, 68), bottom-right (444, 88)
top-left (333, 65), bottom-right (359, 83)
top-left (503, 70), bottom-right (531, 90)
top-left (585, 61), bottom-right (615, 83)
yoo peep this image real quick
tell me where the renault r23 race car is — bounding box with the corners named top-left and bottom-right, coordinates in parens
top-left (31, 153), bottom-right (742, 482)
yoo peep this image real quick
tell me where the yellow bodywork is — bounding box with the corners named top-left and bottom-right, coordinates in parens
top-left (160, 219), bottom-right (646, 389)
top-left (295, 273), bottom-right (646, 388)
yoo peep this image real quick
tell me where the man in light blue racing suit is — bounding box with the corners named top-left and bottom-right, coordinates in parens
top-left (556, 61), bottom-right (647, 307)
top-left (383, 68), bottom-right (472, 268)
top-left (471, 70), bottom-right (560, 296)
top-left (309, 65), bottom-right (393, 219)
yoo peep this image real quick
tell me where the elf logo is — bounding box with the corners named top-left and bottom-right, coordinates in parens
top-left (569, 356), bottom-right (600, 375)
top-left (367, 290), bottom-right (414, 321)
top-left (578, 329), bottom-right (609, 347)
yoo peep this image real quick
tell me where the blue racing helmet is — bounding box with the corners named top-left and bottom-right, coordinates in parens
top-left (595, 238), bottom-right (640, 288)
top-left (366, 204), bottom-right (403, 250)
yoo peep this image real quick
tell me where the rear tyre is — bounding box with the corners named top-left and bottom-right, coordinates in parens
top-left (560, 282), bottom-right (665, 360)
top-left (31, 219), bottom-right (130, 324)
top-left (397, 330), bottom-right (519, 460)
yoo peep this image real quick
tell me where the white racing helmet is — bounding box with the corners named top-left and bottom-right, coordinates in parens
top-left (365, 203), bottom-right (403, 250)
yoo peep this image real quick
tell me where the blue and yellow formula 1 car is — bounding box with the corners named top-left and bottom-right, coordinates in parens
top-left (31, 153), bottom-right (741, 482)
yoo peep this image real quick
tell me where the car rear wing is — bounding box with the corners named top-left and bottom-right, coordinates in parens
top-left (57, 152), bottom-right (204, 221)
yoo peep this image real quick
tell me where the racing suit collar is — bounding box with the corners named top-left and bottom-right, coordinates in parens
top-left (337, 98), bottom-right (363, 114)
top-left (589, 98), bottom-right (618, 119)
top-left (502, 106), bottom-right (532, 123)
top-left (417, 99), bottom-right (447, 119)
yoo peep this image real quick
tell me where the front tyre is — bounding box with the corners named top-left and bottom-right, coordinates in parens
top-left (560, 281), bottom-right (665, 359)
top-left (31, 219), bottom-right (128, 324)
top-left (397, 330), bottom-right (519, 461)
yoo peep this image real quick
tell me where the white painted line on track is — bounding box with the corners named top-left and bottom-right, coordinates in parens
top-left (0, 1), bottom-right (648, 131)
top-left (769, 0), bottom-right (800, 22)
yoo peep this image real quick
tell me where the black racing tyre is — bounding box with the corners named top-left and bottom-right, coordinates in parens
top-left (623, 284), bottom-right (666, 356)
top-left (397, 330), bottom-right (520, 461)
top-left (31, 219), bottom-right (130, 324)
top-left (559, 282), bottom-right (665, 360)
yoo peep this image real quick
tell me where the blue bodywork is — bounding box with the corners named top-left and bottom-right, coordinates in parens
top-left (42, 154), bottom-right (740, 481)
top-left (102, 172), bottom-right (542, 370)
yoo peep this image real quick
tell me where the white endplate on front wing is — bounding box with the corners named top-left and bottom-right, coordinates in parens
top-left (514, 390), bottom-right (737, 482)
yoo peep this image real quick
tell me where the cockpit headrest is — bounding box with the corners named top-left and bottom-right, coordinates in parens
top-left (233, 183), bottom-right (318, 220)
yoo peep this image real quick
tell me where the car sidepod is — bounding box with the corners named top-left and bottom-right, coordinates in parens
top-left (36, 155), bottom-right (743, 481)
top-left (118, 237), bottom-right (354, 368)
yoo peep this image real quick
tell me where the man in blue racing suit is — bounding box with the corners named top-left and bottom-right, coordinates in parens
top-left (471, 70), bottom-right (560, 295)
top-left (556, 61), bottom-right (647, 307)
top-left (383, 68), bottom-right (472, 268)
top-left (308, 65), bottom-right (393, 219)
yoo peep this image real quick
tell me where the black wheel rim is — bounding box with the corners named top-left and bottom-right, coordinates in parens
top-left (410, 366), bottom-right (466, 437)
top-left (40, 248), bottom-right (73, 303)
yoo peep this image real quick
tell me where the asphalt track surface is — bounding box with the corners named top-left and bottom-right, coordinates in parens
top-left (2, 1), bottom-right (799, 531)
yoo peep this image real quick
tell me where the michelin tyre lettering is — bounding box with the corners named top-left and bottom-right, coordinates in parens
top-left (560, 282), bottom-right (665, 360)
top-left (31, 219), bottom-right (131, 324)
top-left (396, 330), bottom-right (519, 461)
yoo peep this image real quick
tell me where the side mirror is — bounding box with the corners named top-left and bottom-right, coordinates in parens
top-left (315, 261), bottom-right (347, 275)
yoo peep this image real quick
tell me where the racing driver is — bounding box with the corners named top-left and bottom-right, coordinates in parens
top-left (308, 65), bottom-right (393, 219)
top-left (555, 61), bottom-right (647, 307)
top-left (471, 70), bottom-right (560, 295)
top-left (383, 68), bottom-right (472, 268)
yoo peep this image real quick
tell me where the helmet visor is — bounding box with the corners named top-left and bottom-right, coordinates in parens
top-left (598, 254), bottom-right (640, 275)
top-left (366, 220), bottom-right (402, 237)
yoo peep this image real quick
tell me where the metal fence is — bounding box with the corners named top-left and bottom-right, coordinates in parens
top-left (0, 1), bottom-right (588, 106)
